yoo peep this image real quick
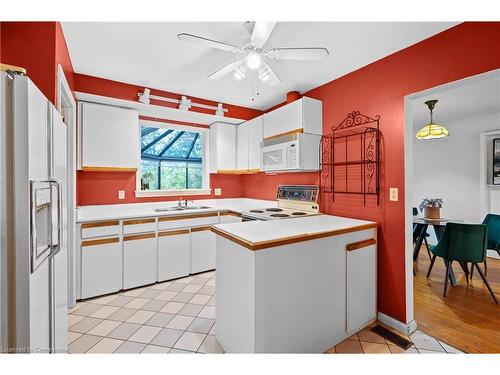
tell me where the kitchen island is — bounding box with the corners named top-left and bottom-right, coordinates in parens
top-left (211, 215), bottom-right (378, 353)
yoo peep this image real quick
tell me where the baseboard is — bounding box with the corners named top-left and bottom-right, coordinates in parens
top-left (377, 312), bottom-right (417, 336)
top-left (487, 249), bottom-right (500, 259)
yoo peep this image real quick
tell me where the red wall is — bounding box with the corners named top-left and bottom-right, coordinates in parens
top-left (1, 22), bottom-right (58, 103)
top-left (77, 172), bottom-right (243, 205)
top-left (245, 22), bottom-right (500, 323)
top-left (0, 22), bottom-right (74, 105)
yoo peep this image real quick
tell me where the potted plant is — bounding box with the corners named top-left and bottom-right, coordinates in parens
top-left (419, 198), bottom-right (443, 220)
top-left (142, 172), bottom-right (154, 190)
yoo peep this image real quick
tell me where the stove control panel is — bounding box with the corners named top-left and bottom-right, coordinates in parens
top-left (276, 185), bottom-right (319, 203)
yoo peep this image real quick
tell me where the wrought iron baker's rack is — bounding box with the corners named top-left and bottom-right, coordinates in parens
top-left (319, 111), bottom-right (381, 206)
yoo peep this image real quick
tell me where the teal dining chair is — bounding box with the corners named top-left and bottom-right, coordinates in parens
top-left (413, 207), bottom-right (431, 260)
top-left (474, 214), bottom-right (500, 275)
top-left (426, 222), bottom-right (497, 303)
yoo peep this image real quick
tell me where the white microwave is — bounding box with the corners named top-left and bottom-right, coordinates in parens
top-left (261, 133), bottom-right (321, 172)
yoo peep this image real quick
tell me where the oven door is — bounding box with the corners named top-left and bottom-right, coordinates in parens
top-left (261, 141), bottom-right (299, 172)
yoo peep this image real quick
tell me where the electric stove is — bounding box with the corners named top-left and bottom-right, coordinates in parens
top-left (241, 185), bottom-right (320, 221)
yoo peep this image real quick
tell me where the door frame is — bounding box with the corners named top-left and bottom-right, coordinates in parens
top-left (403, 68), bottom-right (500, 327)
top-left (57, 65), bottom-right (77, 308)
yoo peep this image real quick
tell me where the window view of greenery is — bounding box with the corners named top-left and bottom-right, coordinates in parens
top-left (140, 126), bottom-right (203, 190)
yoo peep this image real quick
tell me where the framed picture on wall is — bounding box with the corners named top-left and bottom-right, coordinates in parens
top-left (494, 138), bottom-right (500, 185)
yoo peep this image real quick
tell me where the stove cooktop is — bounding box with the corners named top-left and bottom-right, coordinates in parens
top-left (242, 208), bottom-right (320, 221)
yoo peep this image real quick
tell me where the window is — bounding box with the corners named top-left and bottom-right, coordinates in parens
top-left (138, 124), bottom-right (206, 194)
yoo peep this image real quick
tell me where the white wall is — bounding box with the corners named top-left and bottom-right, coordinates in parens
top-left (413, 111), bottom-right (500, 244)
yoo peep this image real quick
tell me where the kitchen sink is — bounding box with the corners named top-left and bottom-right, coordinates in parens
top-left (154, 206), bottom-right (211, 212)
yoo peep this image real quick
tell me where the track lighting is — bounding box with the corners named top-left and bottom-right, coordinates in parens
top-left (138, 88), bottom-right (151, 104)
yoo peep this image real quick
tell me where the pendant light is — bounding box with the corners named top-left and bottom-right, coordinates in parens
top-left (416, 99), bottom-right (449, 140)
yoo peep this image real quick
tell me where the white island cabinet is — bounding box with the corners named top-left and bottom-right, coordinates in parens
top-left (212, 215), bottom-right (378, 353)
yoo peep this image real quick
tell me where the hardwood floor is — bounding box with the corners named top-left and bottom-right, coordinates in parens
top-left (413, 250), bottom-right (500, 353)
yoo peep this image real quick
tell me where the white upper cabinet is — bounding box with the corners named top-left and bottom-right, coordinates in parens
top-left (79, 102), bottom-right (139, 170)
top-left (280, 98), bottom-right (303, 134)
top-left (236, 115), bottom-right (263, 172)
top-left (262, 97), bottom-right (322, 139)
top-left (247, 116), bottom-right (263, 171)
top-left (209, 122), bottom-right (236, 172)
top-left (263, 105), bottom-right (282, 139)
top-left (236, 121), bottom-right (249, 171)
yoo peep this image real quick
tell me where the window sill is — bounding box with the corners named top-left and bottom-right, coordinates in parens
top-left (135, 189), bottom-right (212, 198)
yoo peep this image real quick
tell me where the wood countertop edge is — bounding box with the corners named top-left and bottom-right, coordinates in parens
top-left (77, 208), bottom-right (245, 224)
top-left (211, 222), bottom-right (379, 251)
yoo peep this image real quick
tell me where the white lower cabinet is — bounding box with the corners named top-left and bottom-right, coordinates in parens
top-left (191, 226), bottom-right (216, 273)
top-left (346, 240), bottom-right (377, 333)
top-left (123, 233), bottom-right (157, 289)
top-left (81, 237), bottom-right (122, 299)
top-left (158, 229), bottom-right (191, 281)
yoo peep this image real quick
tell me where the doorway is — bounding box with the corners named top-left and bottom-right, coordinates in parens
top-left (404, 69), bottom-right (500, 353)
top-left (57, 65), bottom-right (77, 308)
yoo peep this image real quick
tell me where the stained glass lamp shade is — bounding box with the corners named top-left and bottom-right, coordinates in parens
top-left (416, 100), bottom-right (449, 140)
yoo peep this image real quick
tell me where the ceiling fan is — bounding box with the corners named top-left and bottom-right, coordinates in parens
top-left (177, 22), bottom-right (329, 87)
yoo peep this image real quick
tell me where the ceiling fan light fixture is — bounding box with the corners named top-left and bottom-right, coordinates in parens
top-left (246, 52), bottom-right (262, 70)
top-left (258, 66), bottom-right (270, 81)
top-left (416, 99), bottom-right (449, 140)
top-left (234, 66), bottom-right (246, 80)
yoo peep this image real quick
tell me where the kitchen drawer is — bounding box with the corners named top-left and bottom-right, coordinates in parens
top-left (158, 229), bottom-right (191, 281)
top-left (158, 212), bottom-right (219, 231)
top-left (123, 233), bottom-right (157, 289)
top-left (81, 237), bottom-right (122, 299)
top-left (81, 221), bottom-right (120, 239)
top-left (191, 226), bottom-right (216, 273)
top-left (123, 218), bottom-right (156, 234)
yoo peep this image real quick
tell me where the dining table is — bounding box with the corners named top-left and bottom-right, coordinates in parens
top-left (413, 216), bottom-right (465, 286)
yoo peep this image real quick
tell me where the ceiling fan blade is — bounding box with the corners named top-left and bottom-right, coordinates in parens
top-left (251, 22), bottom-right (277, 49)
top-left (267, 48), bottom-right (329, 61)
top-left (260, 61), bottom-right (281, 87)
top-left (208, 59), bottom-right (244, 80)
top-left (177, 33), bottom-right (240, 53)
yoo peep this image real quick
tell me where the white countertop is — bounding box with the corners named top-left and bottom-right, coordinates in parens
top-left (76, 198), bottom-right (277, 223)
top-left (213, 215), bottom-right (377, 244)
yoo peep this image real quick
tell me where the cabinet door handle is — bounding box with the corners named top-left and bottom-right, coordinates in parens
top-left (82, 237), bottom-right (120, 247)
top-left (346, 238), bottom-right (376, 252)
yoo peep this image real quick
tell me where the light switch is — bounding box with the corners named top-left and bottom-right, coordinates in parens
top-left (214, 188), bottom-right (222, 196)
top-left (389, 188), bottom-right (398, 202)
top-left (118, 190), bottom-right (125, 200)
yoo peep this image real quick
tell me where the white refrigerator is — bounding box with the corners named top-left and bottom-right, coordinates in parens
top-left (0, 71), bottom-right (68, 353)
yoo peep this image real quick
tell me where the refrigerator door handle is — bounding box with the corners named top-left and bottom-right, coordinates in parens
top-left (49, 179), bottom-right (62, 257)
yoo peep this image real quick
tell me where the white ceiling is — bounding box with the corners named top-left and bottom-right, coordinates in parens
top-left (411, 72), bottom-right (500, 129)
top-left (62, 22), bottom-right (458, 110)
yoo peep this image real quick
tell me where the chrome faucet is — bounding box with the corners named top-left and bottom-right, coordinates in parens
top-left (177, 198), bottom-right (193, 208)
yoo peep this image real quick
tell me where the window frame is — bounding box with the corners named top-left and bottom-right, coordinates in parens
top-left (135, 119), bottom-right (211, 197)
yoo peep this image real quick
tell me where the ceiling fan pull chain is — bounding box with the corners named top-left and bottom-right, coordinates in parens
top-left (251, 70), bottom-right (255, 102)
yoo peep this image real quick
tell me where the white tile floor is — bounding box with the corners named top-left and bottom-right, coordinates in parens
top-left (68, 271), bottom-right (221, 353)
top-left (68, 270), bottom-right (463, 354)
